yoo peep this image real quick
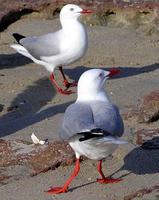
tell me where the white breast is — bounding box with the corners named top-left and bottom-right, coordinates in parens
top-left (60, 22), bottom-right (88, 65)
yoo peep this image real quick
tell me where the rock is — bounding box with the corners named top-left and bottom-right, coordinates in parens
top-left (142, 137), bottom-right (159, 149)
top-left (0, 0), bottom-right (159, 31)
top-left (0, 174), bottom-right (11, 184)
top-left (28, 141), bottom-right (75, 176)
top-left (122, 109), bottom-right (139, 120)
top-left (0, 139), bottom-right (74, 184)
top-left (138, 90), bottom-right (159, 123)
top-left (124, 184), bottom-right (159, 200)
top-left (0, 138), bottom-right (44, 167)
top-left (0, 104), bottom-right (4, 112)
top-left (135, 128), bottom-right (159, 149)
top-left (122, 90), bottom-right (159, 123)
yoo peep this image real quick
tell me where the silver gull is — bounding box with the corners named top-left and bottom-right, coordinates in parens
top-left (11, 4), bottom-right (93, 95)
top-left (46, 68), bottom-right (127, 194)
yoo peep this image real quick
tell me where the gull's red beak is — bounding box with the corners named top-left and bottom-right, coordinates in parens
top-left (109, 68), bottom-right (121, 77)
top-left (80, 9), bottom-right (94, 14)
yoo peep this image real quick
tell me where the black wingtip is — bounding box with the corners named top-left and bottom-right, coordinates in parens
top-left (78, 128), bottom-right (111, 142)
top-left (12, 33), bottom-right (25, 43)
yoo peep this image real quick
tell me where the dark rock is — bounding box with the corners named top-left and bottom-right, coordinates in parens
top-left (136, 129), bottom-right (159, 148)
top-left (142, 137), bottom-right (159, 149)
top-left (0, 139), bottom-right (40, 167)
top-left (0, 139), bottom-right (74, 184)
top-left (6, 105), bottom-right (19, 112)
top-left (0, 0), bottom-right (159, 31)
top-left (28, 141), bottom-right (75, 176)
top-left (0, 174), bottom-right (11, 185)
top-left (0, 104), bottom-right (4, 112)
top-left (122, 90), bottom-right (159, 123)
top-left (124, 184), bottom-right (159, 200)
top-left (138, 90), bottom-right (159, 123)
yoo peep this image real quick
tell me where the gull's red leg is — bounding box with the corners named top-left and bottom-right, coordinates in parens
top-left (59, 66), bottom-right (77, 89)
top-left (46, 158), bottom-right (80, 195)
top-left (50, 73), bottom-right (75, 95)
top-left (97, 160), bottom-right (122, 184)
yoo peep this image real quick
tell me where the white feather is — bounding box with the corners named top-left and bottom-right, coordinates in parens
top-left (11, 44), bottom-right (31, 58)
top-left (11, 44), bottom-right (54, 72)
top-left (102, 136), bottom-right (128, 144)
top-left (31, 133), bottom-right (46, 145)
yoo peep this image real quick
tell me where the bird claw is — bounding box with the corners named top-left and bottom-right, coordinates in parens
top-left (97, 178), bottom-right (122, 184)
top-left (58, 88), bottom-right (75, 95)
top-left (45, 186), bottom-right (68, 194)
top-left (63, 80), bottom-right (77, 89)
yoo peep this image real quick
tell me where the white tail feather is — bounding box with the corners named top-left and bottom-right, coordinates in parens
top-left (11, 44), bottom-right (32, 59)
top-left (10, 44), bottom-right (52, 71)
top-left (103, 136), bottom-right (128, 145)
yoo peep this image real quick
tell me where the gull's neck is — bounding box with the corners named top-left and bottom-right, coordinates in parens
top-left (77, 90), bottom-right (111, 104)
top-left (60, 17), bottom-right (84, 32)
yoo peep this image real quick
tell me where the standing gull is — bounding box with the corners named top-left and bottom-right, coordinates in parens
top-left (46, 68), bottom-right (127, 194)
top-left (11, 4), bottom-right (93, 95)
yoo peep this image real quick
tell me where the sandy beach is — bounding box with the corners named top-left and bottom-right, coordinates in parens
top-left (0, 12), bottom-right (159, 200)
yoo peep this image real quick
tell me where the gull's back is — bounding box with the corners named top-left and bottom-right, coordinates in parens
top-left (60, 100), bottom-right (124, 141)
top-left (90, 101), bottom-right (124, 137)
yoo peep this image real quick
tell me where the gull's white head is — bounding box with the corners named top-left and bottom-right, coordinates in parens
top-left (60, 4), bottom-right (93, 20)
top-left (77, 68), bottom-right (120, 101)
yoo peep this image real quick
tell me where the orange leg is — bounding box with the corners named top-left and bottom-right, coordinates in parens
top-left (59, 66), bottom-right (77, 89)
top-left (97, 160), bottom-right (122, 184)
top-left (50, 73), bottom-right (75, 95)
top-left (46, 159), bottom-right (80, 194)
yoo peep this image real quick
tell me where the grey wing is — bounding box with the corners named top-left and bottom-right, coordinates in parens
top-left (20, 31), bottom-right (61, 60)
top-left (90, 101), bottom-right (124, 137)
top-left (60, 103), bottom-right (97, 141)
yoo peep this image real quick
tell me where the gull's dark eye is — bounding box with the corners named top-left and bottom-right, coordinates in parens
top-left (99, 73), bottom-right (103, 77)
top-left (70, 8), bottom-right (74, 11)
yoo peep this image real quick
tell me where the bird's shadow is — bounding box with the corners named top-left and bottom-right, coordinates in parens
top-left (69, 171), bottom-right (130, 192)
top-left (0, 52), bottom-right (158, 79)
top-left (0, 77), bottom-right (73, 137)
top-left (120, 146), bottom-right (159, 175)
top-left (64, 63), bottom-right (159, 81)
top-left (0, 51), bottom-right (159, 137)
top-left (0, 53), bottom-right (32, 69)
top-left (70, 180), bottom-right (97, 192)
